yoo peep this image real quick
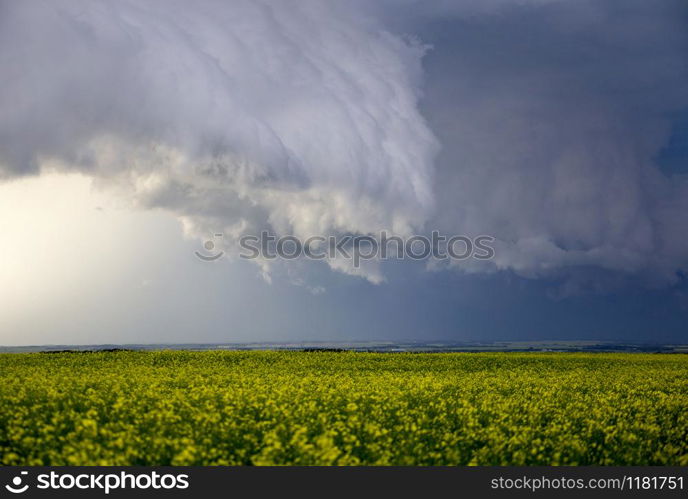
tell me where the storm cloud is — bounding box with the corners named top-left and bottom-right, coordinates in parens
top-left (1, 0), bottom-right (687, 289)
top-left (0, 0), bottom-right (438, 281)
top-left (415, 0), bottom-right (688, 290)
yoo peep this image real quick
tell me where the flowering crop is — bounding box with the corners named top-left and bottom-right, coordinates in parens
top-left (1, 351), bottom-right (686, 465)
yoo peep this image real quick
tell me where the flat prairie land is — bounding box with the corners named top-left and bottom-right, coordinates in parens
top-left (1, 351), bottom-right (686, 465)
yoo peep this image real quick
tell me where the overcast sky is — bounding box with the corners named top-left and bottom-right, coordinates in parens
top-left (0, 0), bottom-right (687, 345)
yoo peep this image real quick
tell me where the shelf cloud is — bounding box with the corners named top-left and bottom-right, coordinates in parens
top-left (1, 0), bottom-right (687, 290)
top-left (0, 0), bottom-right (439, 279)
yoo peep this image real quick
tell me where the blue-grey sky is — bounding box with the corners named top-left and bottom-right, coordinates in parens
top-left (0, 0), bottom-right (687, 345)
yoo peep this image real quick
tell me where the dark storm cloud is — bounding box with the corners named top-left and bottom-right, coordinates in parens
top-left (0, 0), bottom-right (687, 289)
top-left (412, 0), bottom-right (688, 290)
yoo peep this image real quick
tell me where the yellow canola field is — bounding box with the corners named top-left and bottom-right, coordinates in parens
top-left (1, 351), bottom-right (687, 465)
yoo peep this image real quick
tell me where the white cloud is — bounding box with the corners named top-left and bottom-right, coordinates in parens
top-left (0, 0), bottom-right (439, 281)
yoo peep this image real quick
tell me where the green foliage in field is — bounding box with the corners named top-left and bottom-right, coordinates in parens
top-left (1, 351), bottom-right (687, 465)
